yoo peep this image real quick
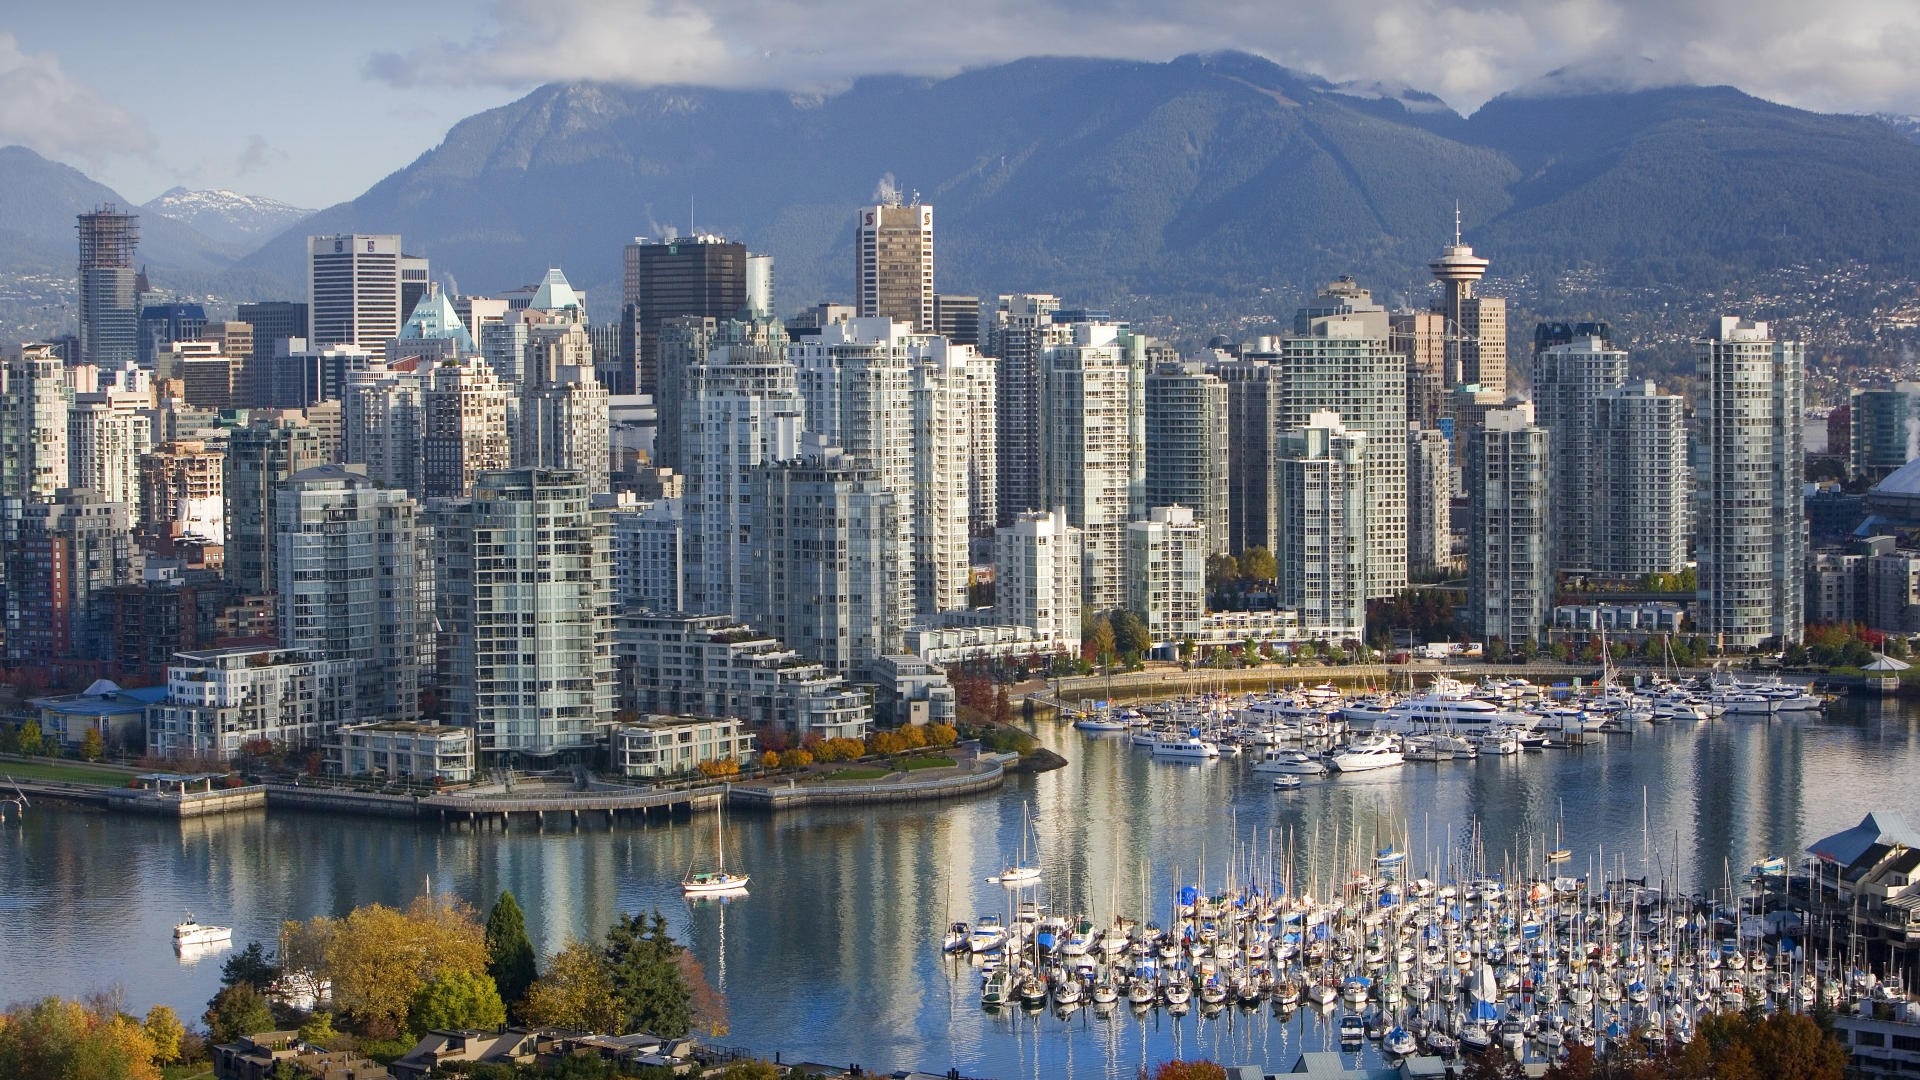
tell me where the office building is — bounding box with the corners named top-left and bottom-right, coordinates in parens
top-left (276, 465), bottom-right (432, 721)
top-left (621, 235), bottom-right (760, 396)
top-left (236, 301), bottom-right (308, 407)
top-left (1390, 311), bottom-right (1448, 428)
top-left (224, 411), bottom-right (329, 595)
top-left (137, 302), bottom-right (206, 368)
top-left (1407, 426), bottom-right (1452, 577)
top-left (138, 440), bottom-right (224, 548)
top-left (1532, 334), bottom-right (1628, 575)
top-left (985, 293), bottom-right (1063, 528)
top-left (1277, 412), bottom-right (1369, 639)
top-left (1850, 385), bottom-right (1920, 480)
top-left (308, 234), bottom-right (406, 350)
top-left (434, 468), bottom-right (614, 763)
top-left (78, 207), bottom-right (140, 367)
top-left (165, 340), bottom-right (236, 410)
top-left (994, 508), bottom-right (1083, 655)
top-left (422, 357), bottom-right (513, 499)
top-left (680, 337), bottom-right (805, 617)
top-left (1145, 361), bottom-right (1229, 556)
top-left (8, 490), bottom-right (136, 663)
top-left (1464, 403), bottom-right (1551, 644)
top-left (1127, 505), bottom-right (1208, 646)
top-left (1, 345), bottom-right (70, 502)
top-left (150, 646), bottom-right (353, 759)
top-left (933, 293), bottom-right (981, 346)
top-left (1279, 280), bottom-right (1408, 597)
top-left (855, 200), bottom-right (934, 332)
top-left (1428, 217), bottom-right (1506, 395)
top-left (1206, 350), bottom-right (1281, 557)
top-left (1040, 321), bottom-right (1145, 614)
top-left (1595, 381), bottom-right (1689, 577)
top-left (1697, 317), bottom-right (1806, 648)
top-left (612, 612), bottom-right (872, 741)
top-left (749, 440), bottom-right (901, 676)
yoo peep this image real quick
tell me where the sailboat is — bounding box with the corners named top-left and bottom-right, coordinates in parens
top-left (989, 803), bottom-right (1041, 885)
top-left (683, 797), bottom-right (749, 895)
top-left (1547, 799), bottom-right (1572, 864)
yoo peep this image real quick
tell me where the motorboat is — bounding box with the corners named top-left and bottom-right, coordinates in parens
top-left (1272, 774), bottom-right (1303, 791)
top-left (173, 914), bottom-right (232, 948)
top-left (1344, 678), bottom-right (1536, 735)
top-left (1330, 734), bottom-right (1405, 773)
top-left (1254, 748), bottom-right (1327, 775)
top-left (1152, 734), bottom-right (1221, 759)
top-left (943, 921), bottom-right (970, 953)
top-left (967, 915), bottom-right (1008, 953)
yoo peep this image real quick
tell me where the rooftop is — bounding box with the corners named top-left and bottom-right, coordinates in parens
top-left (1809, 811), bottom-right (1920, 867)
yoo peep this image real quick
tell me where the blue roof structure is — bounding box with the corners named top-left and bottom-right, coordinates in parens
top-left (1808, 811), bottom-right (1920, 866)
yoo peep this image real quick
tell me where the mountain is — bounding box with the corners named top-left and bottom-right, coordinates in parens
top-left (231, 52), bottom-right (1920, 336)
top-left (0, 146), bottom-right (237, 276)
top-left (143, 187), bottom-right (312, 248)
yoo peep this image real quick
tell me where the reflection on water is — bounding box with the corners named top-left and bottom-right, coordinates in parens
top-left (2, 697), bottom-right (1917, 1076)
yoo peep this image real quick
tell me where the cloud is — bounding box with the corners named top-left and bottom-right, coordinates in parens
top-left (234, 133), bottom-right (283, 177)
top-left (365, 0), bottom-right (1920, 117)
top-left (0, 32), bottom-right (153, 164)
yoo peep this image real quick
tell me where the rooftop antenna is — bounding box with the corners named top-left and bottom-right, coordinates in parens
top-left (1453, 201), bottom-right (1462, 246)
top-left (690, 194), bottom-right (695, 239)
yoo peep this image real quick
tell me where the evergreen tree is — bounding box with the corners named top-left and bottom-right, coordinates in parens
top-left (603, 910), bottom-right (692, 1038)
top-left (484, 891), bottom-right (537, 1011)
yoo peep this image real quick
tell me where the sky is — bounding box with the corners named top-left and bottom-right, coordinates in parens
top-left (6, 0), bottom-right (1920, 210)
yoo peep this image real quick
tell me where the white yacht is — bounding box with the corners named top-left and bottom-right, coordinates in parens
top-left (1152, 734), bottom-right (1220, 760)
top-left (1330, 733), bottom-right (1405, 773)
top-left (967, 915), bottom-right (1009, 953)
top-left (1252, 748), bottom-right (1328, 775)
top-left (1344, 678), bottom-right (1535, 735)
top-left (173, 914), bottom-right (233, 948)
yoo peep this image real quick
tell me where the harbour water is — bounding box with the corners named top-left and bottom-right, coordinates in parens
top-left (3, 693), bottom-right (1918, 1077)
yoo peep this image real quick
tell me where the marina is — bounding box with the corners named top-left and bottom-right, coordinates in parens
top-left (1, 683), bottom-right (1916, 1076)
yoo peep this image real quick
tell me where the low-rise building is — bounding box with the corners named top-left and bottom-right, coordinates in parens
top-left (1835, 1001), bottom-right (1920, 1080)
top-left (1548, 602), bottom-right (1686, 641)
top-left (30, 679), bottom-right (166, 753)
top-left (1807, 811), bottom-right (1920, 950)
top-left (869, 654), bottom-right (957, 727)
top-left (330, 721), bottom-right (474, 783)
top-left (611, 715), bottom-right (756, 778)
top-left (149, 646), bottom-right (354, 760)
top-left (613, 612), bottom-right (871, 741)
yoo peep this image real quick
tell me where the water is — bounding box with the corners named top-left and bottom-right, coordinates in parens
top-left (4, 695), bottom-right (1918, 1077)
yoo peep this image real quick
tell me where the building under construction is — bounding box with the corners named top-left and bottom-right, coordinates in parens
top-left (77, 205), bottom-right (140, 367)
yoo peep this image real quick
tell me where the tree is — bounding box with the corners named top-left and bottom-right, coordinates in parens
top-left (522, 940), bottom-right (624, 1033)
top-left (278, 918), bottom-right (336, 1008)
top-left (204, 984), bottom-right (275, 1044)
top-left (80, 727), bottom-right (105, 762)
top-left (485, 891), bottom-right (537, 1013)
top-left (221, 941), bottom-right (279, 991)
top-left (1239, 546), bottom-right (1276, 582)
top-left (1205, 553), bottom-right (1240, 594)
top-left (325, 897), bottom-right (491, 1038)
top-left (1748, 1011), bottom-right (1846, 1080)
top-left (296, 1010), bottom-right (337, 1047)
top-left (408, 969), bottom-right (506, 1036)
top-left (722, 1062), bottom-right (780, 1080)
top-left (0, 998), bottom-right (161, 1080)
top-left (143, 1005), bottom-right (184, 1065)
top-left (1087, 614), bottom-right (1116, 669)
top-left (17, 719), bottom-right (41, 756)
top-left (1111, 610), bottom-right (1151, 658)
top-left (1154, 1061), bottom-right (1227, 1080)
top-left (604, 910), bottom-right (692, 1038)
top-left (677, 950), bottom-right (729, 1037)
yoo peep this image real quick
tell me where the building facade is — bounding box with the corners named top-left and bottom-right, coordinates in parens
top-left (308, 234), bottom-right (405, 350)
top-left (1277, 412), bottom-right (1369, 640)
top-left (1594, 381), bottom-right (1689, 577)
top-left (1145, 361), bottom-right (1230, 557)
top-left (1532, 335), bottom-right (1629, 575)
top-left (1464, 403), bottom-right (1552, 644)
top-left (1406, 425), bottom-right (1452, 577)
top-left (151, 646), bottom-right (353, 759)
top-left (1127, 505), bottom-right (1208, 646)
top-left (611, 716), bottom-right (756, 779)
top-left (78, 207), bottom-right (140, 367)
top-left (613, 612), bottom-right (872, 740)
top-left (1040, 322), bottom-right (1145, 614)
top-left (855, 201), bottom-right (934, 332)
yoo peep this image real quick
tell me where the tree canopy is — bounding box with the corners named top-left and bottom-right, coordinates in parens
top-left (604, 910), bottom-right (692, 1039)
top-left (484, 891), bottom-right (538, 1013)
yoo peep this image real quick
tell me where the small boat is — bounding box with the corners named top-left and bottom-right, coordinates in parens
top-left (1385, 1026), bottom-right (1418, 1057)
top-left (683, 803), bottom-right (749, 895)
top-left (967, 915), bottom-right (1008, 953)
top-left (173, 914), bottom-right (232, 948)
top-left (1152, 734), bottom-right (1220, 759)
top-left (981, 966), bottom-right (1013, 1007)
top-left (1330, 734), bottom-right (1405, 773)
top-left (942, 921), bottom-right (970, 953)
top-left (1073, 713), bottom-right (1129, 732)
top-left (1272, 774), bottom-right (1303, 791)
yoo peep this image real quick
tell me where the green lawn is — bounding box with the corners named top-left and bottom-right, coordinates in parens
top-left (0, 759), bottom-right (136, 788)
top-left (899, 756), bottom-right (956, 771)
top-left (828, 767), bottom-right (891, 781)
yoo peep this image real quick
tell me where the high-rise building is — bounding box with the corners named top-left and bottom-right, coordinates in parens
top-left (1532, 334), bottom-right (1629, 575)
top-left (236, 301), bottom-right (309, 407)
top-left (1277, 411), bottom-right (1369, 639)
top-left (1697, 317), bottom-right (1806, 648)
top-left (1428, 217), bottom-right (1506, 395)
top-left (1389, 311), bottom-right (1447, 427)
top-left (622, 235), bottom-right (757, 397)
top-left (342, 361), bottom-right (429, 496)
top-left (1848, 385), bottom-right (1920, 480)
top-left (608, 497), bottom-right (684, 614)
top-left (750, 440), bottom-right (901, 676)
top-left (434, 468), bottom-right (614, 763)
top-left (855, 200), bottom-right (934, 332)
top-left (308, 234), bottom-right (405, 350)
top-left (1145, 361), bottom-right (1229, 556)
top-left (1206, 350), bottom-right (1281, 558)
top-left (78, 207), bottom-right (140, 367)
top-left (515, 322), bottom-right (610, 493)
top-left (680, 338), bottom-right (804, 617)
top-left (1464, 403), bottom-right (1551, 644)
top-left (422, 357), bottom-right (512, 499)
top-left (1280, 280), bottom-right (1408, 597)
top-left (1, 345), bottom-right (71, 503)
top-left (66, 371), bottom-right (151, 512)
top-left (934, 294), bottom-right (981, 347)
top-left (653, 317), bottom-right (786, 474)
top-left (138, 440), bottom-right (224, 549)
top-left (276, 464), bottom-right (431, 721)
top-left (1040, 322), bottom-right (1145, 614)
top-left (1407, 426), bottom-right (1452, 577)
top-left (9, 489), bottom-right (136, 662)
top-left (137, 302), bottom-right (206, 368)
top-left (1595, 381), bottom-right (1689, 577)
top-left (1127, 505), bottom-right (1208, 646)
top-left (224, 411), bottom-right (328, 595)
top-left (914, 337), bottom-right (996, 609)
top-left (166, 340), bottom-right (237, 410)
top-left (994, 508), bottom-right (1083, 655)
top-left (985, 293), bottom-right (1063, 528)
